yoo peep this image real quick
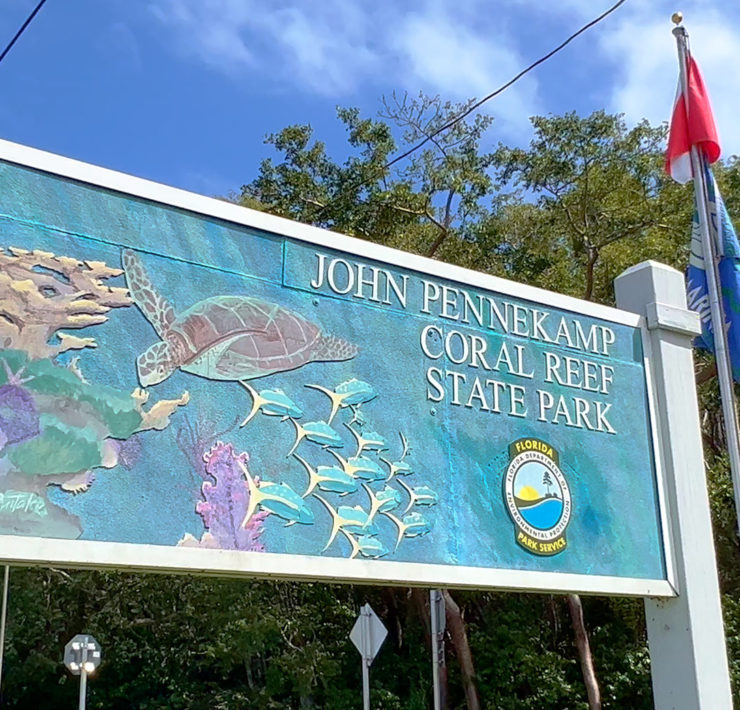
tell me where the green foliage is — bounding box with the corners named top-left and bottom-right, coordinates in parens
top-left (4, 568), bottom-right (663, 709)
top-left (2, 571), bottom-right (436, 709)
top-left (490, 111), bottom-right (691, 301)
top-left (242, 94), bottom-right (495, 259)
top-left (470, 595), bottom-right (585, 710)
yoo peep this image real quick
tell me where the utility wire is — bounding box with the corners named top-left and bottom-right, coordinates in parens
top-left (315, 0), bottom-right (627, 215)
top-left (0, 0), bottom-right (50, 67)
top-left (384, 0), bottom-right (627, 172)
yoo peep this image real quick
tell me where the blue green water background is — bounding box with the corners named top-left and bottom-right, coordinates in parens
top-left (0, 160), bottom-right (666, 581)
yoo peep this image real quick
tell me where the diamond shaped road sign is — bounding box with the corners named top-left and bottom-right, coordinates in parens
top-left (64, 634), bottom-right (102, 676)
top-left (350, 603), bottom-right (388, 664)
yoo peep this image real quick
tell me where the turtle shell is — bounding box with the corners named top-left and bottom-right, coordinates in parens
top-left (170, 296), bottom-right (326, 380)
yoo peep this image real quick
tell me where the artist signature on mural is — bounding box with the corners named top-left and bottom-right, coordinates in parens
top-left (0, 490), bottom-right (47, 517)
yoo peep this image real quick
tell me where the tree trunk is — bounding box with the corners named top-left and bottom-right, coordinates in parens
top-left (426, 228), bottom-right (448, 258)
top-left (438, 652), bottom-right (449, 710)
top-left (411, 587), bottom-right (431, 637)
top-left (566, 594), bottom-right (601, 710)
top-left (583, 247), bottom-right (598, 302)
top-left (695, 360), bottom-right (717, 385)
top-left (443, 590), bottom-right (480, 710)
top-left (382, 588), bottom-right (404, 649)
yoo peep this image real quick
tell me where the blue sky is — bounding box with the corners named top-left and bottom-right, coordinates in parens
top-left (0, 0), bottom-right (738, 198)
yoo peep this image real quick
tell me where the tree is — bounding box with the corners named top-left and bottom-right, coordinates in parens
top-left (243, 93), bottom-right (495, 263)
top-left (490, 111), bottom-right (690, 302)
top-left (542, 470), bottom-right (553, 497)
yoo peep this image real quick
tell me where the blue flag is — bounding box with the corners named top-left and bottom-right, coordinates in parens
top-left (686, 164), bottom-right (740, 380)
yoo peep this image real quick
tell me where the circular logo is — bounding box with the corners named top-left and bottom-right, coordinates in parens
top-left (504, 441), bottom-right (571, 556)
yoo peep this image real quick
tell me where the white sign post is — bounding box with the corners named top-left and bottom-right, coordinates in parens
top-left (615, 261), bottom-right (732, 709)
top-left (350, 604), bottom-right (387, 710)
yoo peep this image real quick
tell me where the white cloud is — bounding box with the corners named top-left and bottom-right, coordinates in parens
top-left (253, 3), bottom-right (381, 95)
top-left (392, 11), bottom-right (540, 139)
top-left (149, 0), bottom-right (255, 71)
top-left (148, 0), bottom-right (540, 139)
top-left (599, 2), bottom-right (740, 157)
top-left (150, 0), bottom-right (740, 152)
top-left (148, 0), bottom-right (381, 94)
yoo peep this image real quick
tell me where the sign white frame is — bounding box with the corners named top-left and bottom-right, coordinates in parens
top-left (0, 139), bottom-right (676, 597)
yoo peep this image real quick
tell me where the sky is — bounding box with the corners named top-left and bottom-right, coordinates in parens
top-left (0, 0), bottom-right (738, 198)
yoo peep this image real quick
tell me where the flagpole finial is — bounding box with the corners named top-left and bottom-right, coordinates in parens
top-left (671, 11), bottom-right (683, 25)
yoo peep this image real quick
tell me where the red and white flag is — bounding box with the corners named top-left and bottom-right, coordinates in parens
top-left (665, 55), bottom-right (720, 183)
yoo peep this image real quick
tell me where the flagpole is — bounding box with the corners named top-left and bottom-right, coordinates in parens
top-left (673, 21), bottom-right (740, 527)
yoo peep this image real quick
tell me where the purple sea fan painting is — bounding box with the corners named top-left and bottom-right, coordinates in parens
top-left (0, 384), bottom-right (39, 452)
top-left (179, 441), bottom-right (267, 551)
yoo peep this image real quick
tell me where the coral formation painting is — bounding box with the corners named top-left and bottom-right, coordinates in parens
top-left (0, 156), bottom-right (667, 582)
top-left (0, 248), bottom-right (187, 538)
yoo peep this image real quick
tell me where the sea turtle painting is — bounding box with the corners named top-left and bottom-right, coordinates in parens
top-left (122, 250), bottom-right (358, 387)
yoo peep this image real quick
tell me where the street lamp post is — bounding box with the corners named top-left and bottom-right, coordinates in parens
top-left (64, 634), bottom-right (101, 710)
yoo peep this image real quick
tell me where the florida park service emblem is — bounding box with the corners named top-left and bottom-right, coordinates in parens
top-left (504, 438), bottom-right (571, 556)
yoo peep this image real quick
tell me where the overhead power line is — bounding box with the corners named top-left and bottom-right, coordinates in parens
top-left (383, 0), bottom-right (627, 172)
top-left (316, 0), bottom-right (627, 215)
top-left (0, 0), bottom-right (50, 67)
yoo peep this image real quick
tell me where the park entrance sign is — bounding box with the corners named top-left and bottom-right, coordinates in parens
top-left (0, 139), bottom-right (672, 596)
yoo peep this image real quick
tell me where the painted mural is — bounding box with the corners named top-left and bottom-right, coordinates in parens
top-left (0, 244), bottom-right (438, 560)
top-left (0, 158), bottom-right (667, 582)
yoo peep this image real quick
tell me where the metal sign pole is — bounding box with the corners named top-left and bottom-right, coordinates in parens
top-left (350, 603), bottom-right (387, 710)
top-left (361, 656), bottom-right (369, 710)
top-left (430, 589), bottom-right (441, 710)
top-left (78, 667), bottom-right (87, 710)
top-left (78, 644), bottom-right (88, 710)
top-left (362, 607), bottom-right (370, 710)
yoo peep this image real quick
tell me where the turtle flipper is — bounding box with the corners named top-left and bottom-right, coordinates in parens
top-left (122, 250), bottom-right (176, 338)
top-left (311, 334), bottom-right (358, 363)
